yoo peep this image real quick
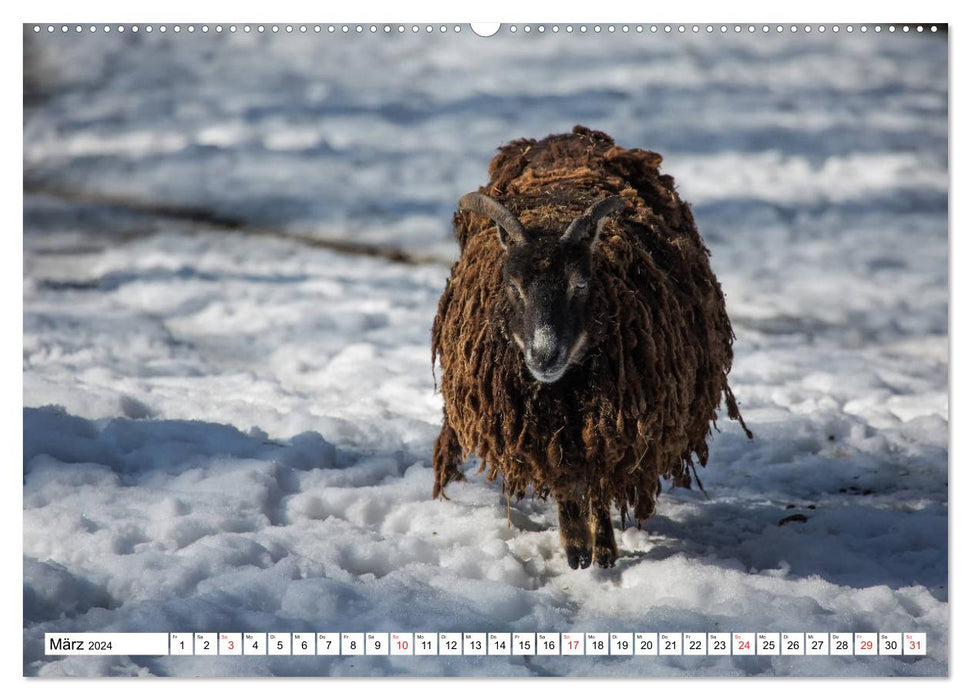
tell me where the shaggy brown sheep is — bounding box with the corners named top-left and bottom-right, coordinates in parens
top-left (431, 126), bottom-right (750, 569)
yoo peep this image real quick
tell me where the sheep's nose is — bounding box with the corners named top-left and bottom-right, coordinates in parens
top-left (527, 326), bottom-right (560, 369)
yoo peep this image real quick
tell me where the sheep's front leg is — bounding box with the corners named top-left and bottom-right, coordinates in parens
top-left (557, 498), bottom-right (592, 569)
top-left (590, 502), bottom-right (618, 568)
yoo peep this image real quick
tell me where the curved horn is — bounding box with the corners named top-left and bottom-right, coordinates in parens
top-left (458, 193), bottom-right (528, 247)
top-left (561, 196), bottom-right (626, 244)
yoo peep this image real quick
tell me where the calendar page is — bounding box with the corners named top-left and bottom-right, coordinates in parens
top-left (22, 13), bottom-right (948, 679)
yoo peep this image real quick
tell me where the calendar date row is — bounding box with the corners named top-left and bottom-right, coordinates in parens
top-left (47, 632), bottom-right (927, 657)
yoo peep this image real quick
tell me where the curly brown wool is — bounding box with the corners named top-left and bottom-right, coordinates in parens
top-left (432, 125), bottom-right (750, 556)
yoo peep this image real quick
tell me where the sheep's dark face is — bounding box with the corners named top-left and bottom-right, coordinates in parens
top-left (457, 192), bottom-right (624, 384)
top-left (503, 238), bottom-right (594, 383)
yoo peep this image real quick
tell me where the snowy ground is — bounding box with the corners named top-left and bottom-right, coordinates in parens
top-left (22, 27), bottom-right (948, 677)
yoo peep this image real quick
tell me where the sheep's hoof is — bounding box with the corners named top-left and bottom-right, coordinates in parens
top-left (594, 546), bottom-right (617, 569)
top-left (567, 546), bottom-right (592, 570)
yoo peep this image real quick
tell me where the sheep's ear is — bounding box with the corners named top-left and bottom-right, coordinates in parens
top-left (495, 224), bottom-right (517, 250)
top-left (561, 196), bottom-right (626, 249)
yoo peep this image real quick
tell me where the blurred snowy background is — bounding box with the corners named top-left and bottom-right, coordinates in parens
top-left (23, 26), bottom-right (947, 676)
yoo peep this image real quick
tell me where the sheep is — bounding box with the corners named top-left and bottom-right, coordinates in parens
top-left (431, 125), bottom-right (751, 569)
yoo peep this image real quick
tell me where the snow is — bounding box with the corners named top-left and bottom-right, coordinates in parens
top-left (22, 27), bottom-right (947, 677)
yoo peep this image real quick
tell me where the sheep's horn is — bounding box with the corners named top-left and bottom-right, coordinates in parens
top-left (561, 196), bottom-right (626, 244)
top-left (458, 193), bottom-right (528, 246)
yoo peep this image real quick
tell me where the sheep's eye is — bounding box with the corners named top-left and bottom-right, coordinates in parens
top-left (572, 279), bottom-right (588, 293)
top-left (507, 282), bottom-right (523, 300)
